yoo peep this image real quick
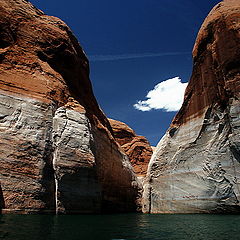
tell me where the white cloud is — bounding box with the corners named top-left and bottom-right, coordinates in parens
top-left (134, 77), bottom-right (188, 112)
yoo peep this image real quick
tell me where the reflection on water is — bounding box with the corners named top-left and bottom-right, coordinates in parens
top-left (0, 213), bottom-right (240, 240)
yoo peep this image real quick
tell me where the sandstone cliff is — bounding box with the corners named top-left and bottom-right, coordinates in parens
top-left (0, 0), bottom-right (140, 214)
top-left (143, 0), bottom-right (240, 213)
top-left (109, 119), bottom-right (153, 176)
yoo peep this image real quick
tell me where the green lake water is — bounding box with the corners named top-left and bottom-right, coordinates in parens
top-left (0, 213), bottom-right (240, 240)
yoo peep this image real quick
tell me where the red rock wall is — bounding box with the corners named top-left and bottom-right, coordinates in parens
top-left (109, 119), bottom-right (153, 176)
top-left (173, 0), bottom-right (240, 126)
top-left (0, 0), bottom-right (140, 214)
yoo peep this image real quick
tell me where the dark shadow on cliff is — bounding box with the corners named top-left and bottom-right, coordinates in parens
top-left (57, 167), bottom-right (102, 214)
top-left (40, 131), bottom-right (56, 212)
top-left (0, 183), bottom-right (5, 213)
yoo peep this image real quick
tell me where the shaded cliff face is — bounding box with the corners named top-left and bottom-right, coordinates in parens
top-left (109, 119), bottom-right (153, 176)
top-left (0, 0), bottom-right (140, 214)
top-left (143, 0), bottom-right (240, 213)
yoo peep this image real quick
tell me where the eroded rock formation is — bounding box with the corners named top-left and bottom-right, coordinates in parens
top-left (109, 119), bottom-right (153, 176)
top-left (143, 0), bottom-right (240, 213)
top-left (0, 0), bottom-right (140, 214)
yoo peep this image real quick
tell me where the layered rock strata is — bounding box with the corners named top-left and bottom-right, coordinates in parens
top-left (109, 119), bottom-right (152, 176)
top-left (0, 0), bottom-right (140, 214)
top-left (143, 0), bottom-right (240, 213)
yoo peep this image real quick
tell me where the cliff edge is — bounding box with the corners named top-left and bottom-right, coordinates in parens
top-left (143, 0), bottom-right (240, 213)
top-left (0, 0), bottom-right (140, 214)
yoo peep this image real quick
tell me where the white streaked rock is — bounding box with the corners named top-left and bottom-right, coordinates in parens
top-left (143, 99), bottom-right (240, 213)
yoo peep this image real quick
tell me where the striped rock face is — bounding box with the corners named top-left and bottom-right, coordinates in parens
top-left (143, 0), bottom-right (240, 213)
top-left (0, 0), bottom-right (140, 214)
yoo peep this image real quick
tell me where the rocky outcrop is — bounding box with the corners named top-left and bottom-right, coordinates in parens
top-left (0, 0), bottom-right (140, 214)
top-left (109, 119), bottom-right (153, 176)
top-left (143, 0), bottom-right (240, 213)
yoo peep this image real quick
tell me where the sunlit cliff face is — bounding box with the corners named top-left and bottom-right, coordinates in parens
top-left (143, 0), bottom-right (240, 213)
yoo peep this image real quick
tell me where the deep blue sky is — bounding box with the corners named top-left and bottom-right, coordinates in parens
top-left (30, 0), bottom-right (221, 146)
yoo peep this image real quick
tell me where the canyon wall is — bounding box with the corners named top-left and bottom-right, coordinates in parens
top-left (0, 0), bottom-right (140, 214)
top-left (109, 119), bottom-right (152, 176)
top-left (143, 0), bottom-right (240, 213)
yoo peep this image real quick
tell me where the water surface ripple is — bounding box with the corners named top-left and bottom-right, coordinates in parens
top-left (0, 214), bottom-right (239, 240)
